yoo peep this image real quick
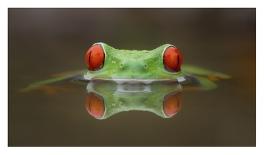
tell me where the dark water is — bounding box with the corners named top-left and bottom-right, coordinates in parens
top-left (8, 8), bottom-right (255, 146)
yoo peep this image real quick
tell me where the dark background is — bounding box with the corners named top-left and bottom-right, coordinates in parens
top-left (8, 8), bottom-right (255, 146)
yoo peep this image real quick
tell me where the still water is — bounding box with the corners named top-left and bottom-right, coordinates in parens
top-left (8, 8), bottom-right (255, 146)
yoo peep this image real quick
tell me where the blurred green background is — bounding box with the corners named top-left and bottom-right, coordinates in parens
top-left (9, 8), bottom-right (255, 146)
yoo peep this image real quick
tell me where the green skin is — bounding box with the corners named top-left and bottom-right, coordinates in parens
top-left (22, 42), bottom-right (230, 91)
top-left (86, 80), bottom-right (182, 119)
top-left (84, 42), bottom-right (185, 81)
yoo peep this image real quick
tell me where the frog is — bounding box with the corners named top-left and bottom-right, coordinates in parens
top-left (83, 42), bottom-right (229, 85)
top-left (21, 42), bottom-right (230, 92)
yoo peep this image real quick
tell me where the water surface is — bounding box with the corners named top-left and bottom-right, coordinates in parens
top-left (8, 8), bottom-right (255, 146)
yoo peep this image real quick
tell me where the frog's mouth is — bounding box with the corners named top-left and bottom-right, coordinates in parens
top-left (83, 74), bottom-right (192, 85)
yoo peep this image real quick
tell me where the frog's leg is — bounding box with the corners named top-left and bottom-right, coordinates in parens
top-left (21, 69), bottom-right (86, 92)
top-left (181, 64), bottom-right (230, 90)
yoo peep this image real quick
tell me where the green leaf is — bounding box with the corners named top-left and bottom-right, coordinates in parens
top-left (196, 76), bottom-right (218, 90)
top-left (20, 70), bottom-right (86, 92)
top-left (182, 64), bottom-right (231, 80)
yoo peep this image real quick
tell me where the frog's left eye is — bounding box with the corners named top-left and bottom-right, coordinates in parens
top-left (163, 46), bottom-right (183, 72)
top-left (85, 92), bottom-right (105, 119)
top-left (163, 93), bottom-right (182, 117)
top-left (85, 44), bottom-right (105, 71)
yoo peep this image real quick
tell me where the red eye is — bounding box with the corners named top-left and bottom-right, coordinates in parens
top-left (163, 93), bottom-right (182, 117)
top-left (85, 93), bottom-right (105, 119)
top-left (84, 44), bottom-right (105, 71)
top-left (163, 46), bottom-right (183, 72)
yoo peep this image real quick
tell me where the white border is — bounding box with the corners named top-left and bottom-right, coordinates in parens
top-left (1, 1), bottom-right (260, 155)
top-left (4, 0), bottom-right (257, 8)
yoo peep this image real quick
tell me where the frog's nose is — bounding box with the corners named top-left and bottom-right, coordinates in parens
top-left (127, 61), bottom-right (145, 72)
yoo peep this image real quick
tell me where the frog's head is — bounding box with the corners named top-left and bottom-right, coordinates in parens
top-left (84, 42), bottom-right (184, 81)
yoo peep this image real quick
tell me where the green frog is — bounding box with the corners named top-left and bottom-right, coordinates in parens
top-left (22, 42), bottom-right (230, 92)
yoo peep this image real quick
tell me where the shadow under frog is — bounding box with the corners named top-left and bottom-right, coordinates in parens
top-left (84, 80), bottom-right (182, 119)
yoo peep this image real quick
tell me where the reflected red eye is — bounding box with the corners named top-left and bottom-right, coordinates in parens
top-left (85, 44), bottom-right (105, 71)
top-left (163, 93), bottom-right (182, 117)
top-left (163, 46), bottom-right (183, 72)
top-left (85, 93), bottom-right (105, 119)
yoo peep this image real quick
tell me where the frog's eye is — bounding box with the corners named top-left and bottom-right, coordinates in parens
top-left (85, 44), bottom-right (105, 71)
top-left (163, 46), bottom-right (183, 72)
top-left (163, 93), bottom-right (181, 117)
top-left (85, 92), bottom-right (105, 119)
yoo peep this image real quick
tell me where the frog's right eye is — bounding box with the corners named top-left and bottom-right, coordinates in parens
top-left (85, 44), bottom-right (105, 71)
top-left (163, 46), bottom-right (183, 72)
top-left (85, 92), bottom-right (105, 119)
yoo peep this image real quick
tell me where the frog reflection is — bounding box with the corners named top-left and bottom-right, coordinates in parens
top-left (84, 81), bottom-right (182, 119)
